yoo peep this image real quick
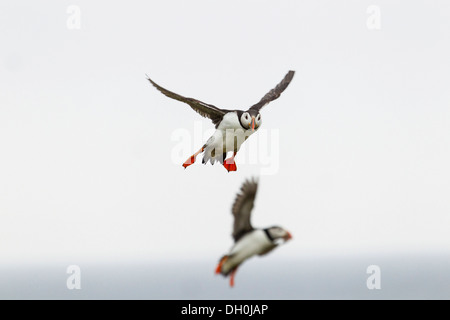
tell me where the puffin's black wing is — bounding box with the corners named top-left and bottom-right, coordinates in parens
top-left (249, 70), bottom-right (295, 112)
top-left (232, 178), bottom-right (258, 242)
top-left (147, 76), bottom-right (227, 127)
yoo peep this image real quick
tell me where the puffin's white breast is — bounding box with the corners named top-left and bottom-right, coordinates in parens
top-left (221, 230), bottom-right (273, 274)
top-left (217, 112), bottom-right (254, 153)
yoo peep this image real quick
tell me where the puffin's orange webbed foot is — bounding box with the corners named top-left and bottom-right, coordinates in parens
top-left (229, 268), bottom-right (238, 287)
top-left (223, 161), bottom-right (237, 172)
top-left (215, 256), bottom-right (228, 274)
top-left (182, 155), bottom-right (196, 169)
top-left (182, 147), bottom-right (205, 169)
top-left (223, 153), bottom-right (237, 172)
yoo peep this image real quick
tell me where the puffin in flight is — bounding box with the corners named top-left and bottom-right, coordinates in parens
top-left (215, 178), bottom-right (292, 287)
top-left (147, 71), bottom-right (295, 172)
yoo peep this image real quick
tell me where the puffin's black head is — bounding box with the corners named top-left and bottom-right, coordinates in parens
top-left (265, 226), bottom-right (292, 243)
top-left (239, 109), bottom-right (261, 131)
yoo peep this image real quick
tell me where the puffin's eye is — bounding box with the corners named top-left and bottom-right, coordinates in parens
top-left (244, 114), bottom-right (249, 120)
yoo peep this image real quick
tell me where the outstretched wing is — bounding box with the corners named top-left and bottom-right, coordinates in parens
top-left (232, 178), bottom-right (258, 242)
top-left (147, 76), bottom-right (227, 127)
top-left (249, 70), bottom-right (295, 112)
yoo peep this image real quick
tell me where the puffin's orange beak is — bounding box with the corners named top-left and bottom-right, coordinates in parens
top-left (251, 116), bottom-right (256, 131)
top-left (285, 232), bottom-right (293, 241)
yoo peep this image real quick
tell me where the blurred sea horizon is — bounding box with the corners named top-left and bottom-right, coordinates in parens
top-left (1, 251), bottom-right (449, 300)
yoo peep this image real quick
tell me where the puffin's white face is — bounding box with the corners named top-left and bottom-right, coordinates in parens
top-left (255, 113), bottom-right (262, 129)
top-left (241, 112), bottom-right (262, 131)
top-left (267, 226), bottom-right (292, 243)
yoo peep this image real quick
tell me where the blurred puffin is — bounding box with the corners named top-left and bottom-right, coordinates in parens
top-left (215, 178), bottom-right (292, 287)
top-left (147, 71), bottom-right (295, 172)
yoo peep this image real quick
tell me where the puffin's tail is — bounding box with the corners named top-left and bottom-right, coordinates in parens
top-left (202, 144), bottom-right (226, 165)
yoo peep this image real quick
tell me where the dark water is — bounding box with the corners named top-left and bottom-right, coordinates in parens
top-left (1, 253), bottom-right (449, 299)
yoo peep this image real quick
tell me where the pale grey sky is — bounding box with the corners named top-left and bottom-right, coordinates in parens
top-left (1, 1), bottom-right (450, 298)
